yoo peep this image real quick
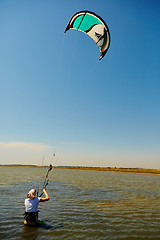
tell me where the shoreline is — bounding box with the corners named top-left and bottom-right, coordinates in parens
top-left (55, 166), bottom-right (160, 175)
top-left (0, 165), bottom-right (160, 175)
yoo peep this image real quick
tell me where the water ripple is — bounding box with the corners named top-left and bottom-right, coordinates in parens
top-left (0, 167), bottom-right (160, 240)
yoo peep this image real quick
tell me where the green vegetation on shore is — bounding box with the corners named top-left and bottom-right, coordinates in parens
top-left (0, 164), bottom-right (160, 174)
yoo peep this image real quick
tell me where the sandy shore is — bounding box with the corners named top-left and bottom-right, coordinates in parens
top-left (54, 166), bottom-right (160, 175)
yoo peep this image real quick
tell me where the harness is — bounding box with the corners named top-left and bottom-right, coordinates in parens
top-left (24, 211), bottom-right (39, 225)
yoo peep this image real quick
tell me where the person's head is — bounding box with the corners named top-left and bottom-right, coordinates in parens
top-left (27, 189), bottom-right (37, 199)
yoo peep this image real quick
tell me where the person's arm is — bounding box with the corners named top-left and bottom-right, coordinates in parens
top-left (39, 189), bottom-right (50, 202)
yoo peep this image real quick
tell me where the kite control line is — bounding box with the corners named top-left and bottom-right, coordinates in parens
top-left (39, 164), bottom-right (52, 197)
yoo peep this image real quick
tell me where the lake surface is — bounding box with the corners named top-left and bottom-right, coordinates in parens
top-left (0, 166), bottom-right (159, 240)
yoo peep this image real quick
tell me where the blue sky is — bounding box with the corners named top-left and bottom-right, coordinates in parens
top-left (0, 0), bottom-right (160, 168)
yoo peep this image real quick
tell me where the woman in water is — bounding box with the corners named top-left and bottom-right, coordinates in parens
top-left (24, 188), bottom-right (50, 226)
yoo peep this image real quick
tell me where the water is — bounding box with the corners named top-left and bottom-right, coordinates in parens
top-left (0, 166), bottom-right (159, 240)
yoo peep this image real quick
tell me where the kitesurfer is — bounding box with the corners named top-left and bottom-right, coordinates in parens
top-left (24, 188), bottom-right (50, 226)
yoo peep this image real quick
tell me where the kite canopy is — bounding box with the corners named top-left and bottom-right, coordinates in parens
top-left (65, 11), bottom-right (110, 60)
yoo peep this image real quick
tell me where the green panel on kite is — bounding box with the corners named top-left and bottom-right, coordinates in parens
top-left (73, 14), bottom-right (102, 32)
top-left (72, 15), bottom-right (84, 29)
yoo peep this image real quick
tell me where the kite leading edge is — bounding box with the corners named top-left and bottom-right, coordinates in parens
top-left (65, 10), bottom-right (110, 60)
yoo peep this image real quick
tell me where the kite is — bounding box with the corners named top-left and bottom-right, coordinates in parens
top-left (65, 11), bottom-right (110, 60)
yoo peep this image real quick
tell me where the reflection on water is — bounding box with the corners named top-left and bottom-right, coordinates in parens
top-left (0, 166), bottom-right (160, 239)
